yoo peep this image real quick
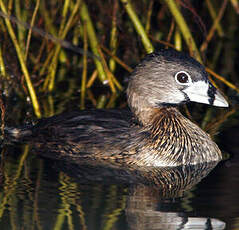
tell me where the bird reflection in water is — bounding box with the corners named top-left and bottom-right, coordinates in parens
top-left (51, 158), bottom-right (225, 230)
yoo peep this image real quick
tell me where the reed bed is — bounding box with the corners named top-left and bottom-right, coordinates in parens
top-left (0, 0), bottom-right (238, 120)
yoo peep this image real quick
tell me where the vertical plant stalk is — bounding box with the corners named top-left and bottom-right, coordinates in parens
top-left (25, 0), bottom-right (40, 61)
top-left (0, 1), bottom-right (41, 118)
top-left (80, 1), bottom-right (107, 82)
top-left (109, 0), bottom-right (118, 72)
top-left (164, 0), bottom-right (202, 62)
top-left (96, 95), bottom-right (107, 108)
top-left (81, 21), bottom-right (88, 109)
top-left (39, 0), bottom-right (57, 36)
top-left (0, 92), bottom-right (5, 136)
top-left (145, 0), bottom-right (154, 34)
top-left (174, 28), bottom-right (182, 50)
top-left (15, 0), bottom-right (26, 51)
top-left (97, 48), bottom-right (116, 93)
top-left (166, 19), bottom-right (175, 44)
top-left (120, 0), bottom-right (154, 53)
top-left (44, 0), bottom-right (81, 91)
top-left (0, 45), bottom-right (6, 77)
top-left (98, 47), bottom-right (123, 91)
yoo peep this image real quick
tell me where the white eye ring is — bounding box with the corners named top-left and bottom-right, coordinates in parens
top-left (175, 71), bottom-right (192, 85)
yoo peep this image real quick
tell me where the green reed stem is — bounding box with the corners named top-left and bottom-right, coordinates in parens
top-left (39, 0), bottom-right (57, 36)
top-left (164, 0), bottom-right (202, 62)
top-left (81, 21), bottom-right (88, 109)
top-left (0, 1), bottom-right (41, 117)
top-left (97, 47), bottom-right (117, 93)
top-left (59, 0), bottom-right (70, 36)
top-left (0, 45), bottom-right (6, 77)
top-left (15, 0), bottom-right (25, 51)
top-left (174, 27), bottom-right (182, 50)
top-left (109, 0), bottom-right (118, 73)
top-left (96, 95), bottom-right (107, 108)
top-left (145, 0), bottom-right (154, 34)
top-left (44, 0), bottom-right (81, 91)
top-left (120, 0), bottom-right (154, 53)
top-left (80, 1), bottom-right (107, 82)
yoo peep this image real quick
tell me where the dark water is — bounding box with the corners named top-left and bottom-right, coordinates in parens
top-left (0, 106), bottom-right (238, 230)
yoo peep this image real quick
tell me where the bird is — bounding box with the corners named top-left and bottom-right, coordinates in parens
top-left (6, 49), bottom-right (228, 167)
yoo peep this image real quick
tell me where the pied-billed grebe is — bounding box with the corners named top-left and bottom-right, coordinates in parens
top-left (7, 49), bottom-right (228, 167)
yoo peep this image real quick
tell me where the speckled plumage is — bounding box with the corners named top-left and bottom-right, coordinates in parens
top-left (6, 49), bottom-right (228, 167)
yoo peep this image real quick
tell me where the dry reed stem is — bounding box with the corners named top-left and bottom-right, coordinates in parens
top-left (86, 70), bottom-right (98, 88)
top-left (206, 0), bottom-right (224, 37)
top-left (206, 67), bottom-right (239, 93)
top-left (230, 0), bottom-right (239, 13)
top-left (101, 45), bottom-right (133, 72)
top-left (201, 0), bottom-right (228, 52)
top-left (205, 108), bottom-right (236, 133)
top-left (148, 35), bottom-right (176, 49)
top-left (145, 0), bottom-right (154, 34)
top-left (97, 47), bottom-right (117, 93)
top-left (25, 0), bottom-right (40, 61)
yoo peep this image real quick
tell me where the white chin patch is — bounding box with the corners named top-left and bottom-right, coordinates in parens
top-left (183, 81), bottom-right (228, 107)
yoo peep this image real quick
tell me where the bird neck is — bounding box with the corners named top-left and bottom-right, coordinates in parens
top-left (127, 90), bottom-right (180, 126)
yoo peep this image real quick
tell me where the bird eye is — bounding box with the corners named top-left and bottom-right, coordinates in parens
top-left (175, 71), bottom-right (192, 85)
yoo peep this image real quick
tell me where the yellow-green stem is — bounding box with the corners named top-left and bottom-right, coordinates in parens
top-left (0, 45), bottom-right (6, 77)
top-left (109, 0), bottom-right (118, 72)
top-left (45, 0), bottom-right (81, 91)
top-left (120, 0), bottom-right (154, 53)
top-left (81, 21), bottom-right (88, 109)
top-left (0, 1), bottom-right (41, 117)
top-left (164, 0), bottom-right (202, 62)
top-left (80, 1), bottom-right (107, 82)
top-left (174, 27), bottom-right (182, 50)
